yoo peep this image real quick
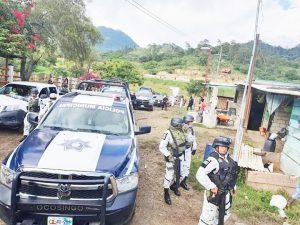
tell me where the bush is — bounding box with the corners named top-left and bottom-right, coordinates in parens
top-left (285, 69), bottom-right (299, 80)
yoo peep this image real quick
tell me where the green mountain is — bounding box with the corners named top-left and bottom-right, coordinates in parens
top-left (101, 40), bottom-right (300, 82)
top-left (96, 26), bottom-right (138, 52)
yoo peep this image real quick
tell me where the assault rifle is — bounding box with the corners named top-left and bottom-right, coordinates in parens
top-left (208, 160), bottom-right (238, 225)
top-left (169, 130), bottom-right (181, 189)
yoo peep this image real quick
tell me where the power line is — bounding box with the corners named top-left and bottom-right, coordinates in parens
top-left (124, 0), bottom-right (186, 37)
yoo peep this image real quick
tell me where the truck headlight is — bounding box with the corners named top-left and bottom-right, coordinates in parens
top-left (0, 164), bottom-right (15, 189)
top-left (3, 105), bottom-right (19, 112)
top-left (116, 173), bottom-right (138, 193)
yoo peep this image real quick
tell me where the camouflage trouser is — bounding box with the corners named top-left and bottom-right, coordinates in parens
top-left (198, 191), bottom-right (231, 225)
top-left (181, 148), bottom-right (192, 179)
top-left (23, 113), bottom-right (32, 136)
top-left (163, 155), bottom-right (184, 189)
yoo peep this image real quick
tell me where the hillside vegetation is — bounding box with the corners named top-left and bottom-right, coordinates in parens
top-left (100, 40), bottom-right (300, 83)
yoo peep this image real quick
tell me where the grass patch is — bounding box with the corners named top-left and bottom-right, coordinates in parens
top-left (188, 156), bottom-right (204, 192)
top-left (131, 77), bottom-right (189, 97)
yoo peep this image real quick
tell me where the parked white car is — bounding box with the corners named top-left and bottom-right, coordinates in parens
top-left (0, 81), bottom-right (58, 130)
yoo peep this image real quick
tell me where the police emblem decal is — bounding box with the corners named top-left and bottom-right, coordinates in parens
top-left (60, 139), bottom-right (91, 152)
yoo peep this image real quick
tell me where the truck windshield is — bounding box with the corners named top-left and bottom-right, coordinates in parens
top-left (0, 84), bottom-right (34, 101)
top-left (40, 102), bottom-right (131, 135)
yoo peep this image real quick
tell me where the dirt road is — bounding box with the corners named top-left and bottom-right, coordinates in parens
top-left (0, 107), bottom-right (272, 225)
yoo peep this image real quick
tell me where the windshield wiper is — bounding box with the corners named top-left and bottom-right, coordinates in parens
top-left (43, 126), bottom-right (76, 131)
top-left (76, 128), bottom-right (121, 136)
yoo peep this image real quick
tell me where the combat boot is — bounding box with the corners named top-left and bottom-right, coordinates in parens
top-left (164, 188), bottom-right (171, 205)
top-left (170, 182), bottom-right (181, 196)
top-left (180, 177), bottom-right (189, 191)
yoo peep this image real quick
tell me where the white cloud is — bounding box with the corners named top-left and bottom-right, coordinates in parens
top-left (86, 0), bottom-right (300, 48)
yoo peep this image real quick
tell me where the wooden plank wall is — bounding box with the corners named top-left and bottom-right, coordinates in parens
top-left (246, 170), bottom-right (297, 195)
top-left (280, 98), bottom-right (300, 176)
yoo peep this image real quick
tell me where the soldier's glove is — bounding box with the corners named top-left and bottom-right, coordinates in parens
top-left (164, 155), bottom-right (174, 163)
top-left (192, 149), bottom-right (196, 155)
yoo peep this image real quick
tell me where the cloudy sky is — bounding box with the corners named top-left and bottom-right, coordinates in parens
top-left (86, 0), bottom-right (300, 48)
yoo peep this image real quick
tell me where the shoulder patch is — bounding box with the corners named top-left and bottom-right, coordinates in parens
top-left (201, 159), bottom-right (211, 168)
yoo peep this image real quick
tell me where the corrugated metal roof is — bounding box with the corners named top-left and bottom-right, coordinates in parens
top-left (237, 144), bottom-right (265, 171)
top-left (237, 80), bottom-right (300, 97)
top-left (207, 82), bottom-right (237, 88)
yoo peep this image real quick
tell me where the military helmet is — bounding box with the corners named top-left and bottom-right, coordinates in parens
top-left (183, 115), bottom-right (194, 123)
top-left (31, 88), bottom-right (39, 94)
top-left (49, 93), bottom-right (57, 100)
top-left (212, 136), bottom-right (231, 148)
top-left (170, 117), bottom-right (184, 128)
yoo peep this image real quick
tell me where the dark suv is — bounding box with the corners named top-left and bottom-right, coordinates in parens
top-left (133, 90), bottom-right (154, 111)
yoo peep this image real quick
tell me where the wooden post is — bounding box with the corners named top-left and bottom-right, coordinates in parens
top-left (244, 34), bottom-right (260, 130)
top-left (5, 58), bottom-right (8, 83)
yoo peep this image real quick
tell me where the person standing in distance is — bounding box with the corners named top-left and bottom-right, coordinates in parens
top-left (187, 96), bottom-right (194, 110)
top-left (20, 88), bottom-right (40, 142)
top-left (196, 137), bottom-right (238, 225)
top-left (159, 117), bottom-right (187, 205)
top-left (180, 114), bottom-right (197, 190)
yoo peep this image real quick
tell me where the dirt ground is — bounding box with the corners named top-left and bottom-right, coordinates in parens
top-left (0, 107), bottom-right (277, 225)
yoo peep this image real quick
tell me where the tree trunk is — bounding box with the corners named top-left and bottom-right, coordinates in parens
top-left (20, 56), bottom-right (40, 81)
top-left (20, 57), bottom-right (27, 81)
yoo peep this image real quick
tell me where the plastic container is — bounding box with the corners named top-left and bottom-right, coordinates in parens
top-left (203, 143), bottom-right (215, 161)
top-left (263, 139), bottom-right (276, 152)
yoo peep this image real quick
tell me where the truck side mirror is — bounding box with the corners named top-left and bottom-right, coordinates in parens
top-left (27, 112), bottom-right (39, 126)
top-left (135, 126), bottom-right (151, 135)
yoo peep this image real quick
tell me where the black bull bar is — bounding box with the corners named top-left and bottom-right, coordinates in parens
top-left (10, 169), bottom-right (113, 225)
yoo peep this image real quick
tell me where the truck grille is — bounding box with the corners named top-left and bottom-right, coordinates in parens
top-left (17, 171), bottom-right (116, 201)
top-left (136, 99), bottom-right (149, 104)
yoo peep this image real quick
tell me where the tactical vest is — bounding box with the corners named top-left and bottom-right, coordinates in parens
top-left (28, 98), bottom-right (40, 112)
top-left (167, 127), bottom-right (186, 155)
top-left (208, 151), bottom-right (237, 192)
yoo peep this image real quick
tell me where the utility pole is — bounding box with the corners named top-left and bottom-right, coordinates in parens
top-left (233, 0), bottom-right (262, 161)
top-left (201, 47), bottom-right (212, 98)
top-left (216, 40), bottom-right (223, 75)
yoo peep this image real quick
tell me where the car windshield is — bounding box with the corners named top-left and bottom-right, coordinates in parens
top-left (101, 86), bottom-right (126, 97)
top-left (137, 90), bottom-right (153, 98)
top-left (40, 102), bottom-right (131, 135)
top-left (0, 84), bottom-right (35, 101)
top-left (153, 95), bottom-right (163, 100)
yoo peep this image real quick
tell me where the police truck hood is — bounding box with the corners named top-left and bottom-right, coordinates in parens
top-left (0, 95), bottom-right (27, 112)
top-left (6, 129), bottom-right (134, 177)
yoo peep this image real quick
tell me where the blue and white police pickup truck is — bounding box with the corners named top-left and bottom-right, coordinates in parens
top-left (0, 90), bottom-right (151, 225)
top-left (0, 81), bottom-right (58, 130)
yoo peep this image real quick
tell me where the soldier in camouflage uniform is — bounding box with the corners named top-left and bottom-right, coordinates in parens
top-left (180, 115), bottom-right (197, 190)
top-left (159, 117), bottom-right (187, 205)
top-left (20, 88), bottom-right (40, 142)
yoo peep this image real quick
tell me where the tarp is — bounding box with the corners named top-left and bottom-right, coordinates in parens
top-left (266, 93), bottom-right (289, 115)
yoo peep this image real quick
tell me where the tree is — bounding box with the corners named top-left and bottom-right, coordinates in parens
top-left (285, 69), bottom-right (299, 80)
top-left (1, 0), bottom-right (102, 81)
top-left (95, 60), bottom-right (144, 85)
top-left (0, 0), bottom-right (36, 59)
top-left (185, 80), bottom-right (203, 96)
